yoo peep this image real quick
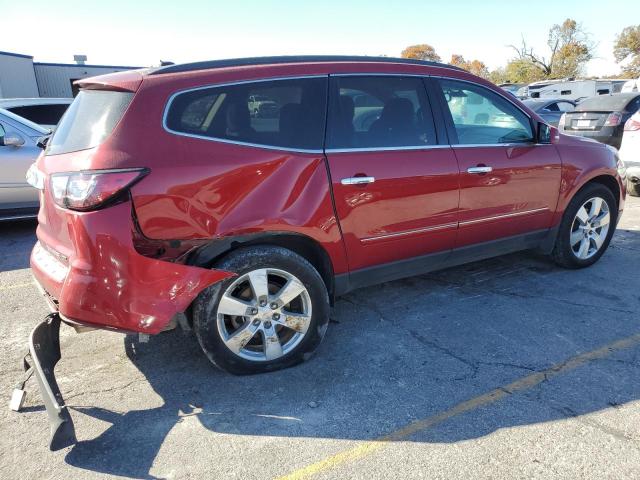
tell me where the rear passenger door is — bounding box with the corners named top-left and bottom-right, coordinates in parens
top-left (434, 78), bottom-right (561, 249)
top-left (325, 75), bottom-right (460, 273)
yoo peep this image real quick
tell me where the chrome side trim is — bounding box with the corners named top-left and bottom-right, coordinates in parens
top-left (162, 75), bottom-right (327, 155)
top-left (459, 207), bottom-right (549, 227)
top-left (361, 222), bottom-right (458, 243)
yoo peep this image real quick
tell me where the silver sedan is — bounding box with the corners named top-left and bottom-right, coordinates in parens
top-left (0, 108), bottom-right (49, 220)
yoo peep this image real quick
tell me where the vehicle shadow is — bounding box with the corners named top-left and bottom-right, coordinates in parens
top-left (63, 229), bottom-right (640, 479)
top-left (0, 219), bottom-right (36, 272)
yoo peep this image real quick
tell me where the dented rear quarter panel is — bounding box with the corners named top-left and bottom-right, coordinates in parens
top-left (102, 65), bottom-right (349, 275)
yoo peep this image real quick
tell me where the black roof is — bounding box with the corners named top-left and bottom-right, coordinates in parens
top-left (149, 55), bottom-right (464, 75)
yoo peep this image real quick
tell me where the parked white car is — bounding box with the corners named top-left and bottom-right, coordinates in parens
top-left (620, 111), bottom-right (640, 196)
top-left (0, 98), bottom-right (72, 130)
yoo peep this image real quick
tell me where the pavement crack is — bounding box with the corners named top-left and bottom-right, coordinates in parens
top-left (422, 275), bottom-right (637, 316)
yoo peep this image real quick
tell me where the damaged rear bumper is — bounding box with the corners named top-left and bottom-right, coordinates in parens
top-left (27, 313), bottom-right (76, 451)
top-left (31, 201), bottom-right (233, 334)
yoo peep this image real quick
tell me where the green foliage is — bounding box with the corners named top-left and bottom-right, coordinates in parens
top-left (614, 25), bottom-right (640, 77)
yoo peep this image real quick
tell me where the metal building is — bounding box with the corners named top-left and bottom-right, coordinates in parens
top-left (0, 51), bottom-right (139, 99)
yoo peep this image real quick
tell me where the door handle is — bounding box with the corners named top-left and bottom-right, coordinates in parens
top-left (467, 166), bottom-right (493, 174)
top-left (341, 176), bottom-right (375, 185)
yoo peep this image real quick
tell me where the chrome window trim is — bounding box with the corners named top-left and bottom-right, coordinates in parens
top-left (361, 222), bottom-right (458, 243)
top-left (452, 143), bottom-right (553, 149)
top-left (459, 207), bottom-right (549, 227)
top-left (162, 75), bottom-right (328, 155)
top-left (326, 145), bottom-right (450, 153)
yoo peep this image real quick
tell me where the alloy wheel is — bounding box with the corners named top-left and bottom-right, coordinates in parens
top-left (216, 268), bottom-right (312, 362)
top-left (570, 196), bottom-right (611, 260)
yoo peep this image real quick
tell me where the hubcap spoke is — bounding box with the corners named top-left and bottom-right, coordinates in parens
top-left (577, 238), bottom-right (590, 259)
top-left (592, 231), bottom-right (605, 249)
top-left (275, 311), bottom-right (311, 333)
top-left (274, 278), bottom-right (306, 307)
top-left (589, 197), bottom-right (603, 218)
top-left (218, 295), bottom-right (254, 317)
top-left (570, 228), bottom-right (584, 246)
top-left (226, 321), bottom-right (260, 353)
top-left (593, 211), bottom-right (610, 228)
top-left (263, 323), bottom-right (283, 360)
top-left (248, 269), bottom-right (269, 302)
top-left (575, 206), bottom-right (589, 225)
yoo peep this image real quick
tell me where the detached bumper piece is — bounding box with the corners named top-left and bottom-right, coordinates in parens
top-left (28, 313), bottom-right (76, 450)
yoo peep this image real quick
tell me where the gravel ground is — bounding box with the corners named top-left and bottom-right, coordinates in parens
top-left (1, 198), bottom-right (639, 480)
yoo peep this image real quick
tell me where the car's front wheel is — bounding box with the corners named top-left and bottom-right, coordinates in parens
top-left (551, 183), bottom-right (617, 268)
top-left (193, 246), bottom-right (330, 375)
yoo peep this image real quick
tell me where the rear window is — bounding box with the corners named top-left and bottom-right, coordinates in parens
top-left (8, 104), bottom-right (69, 126)
top-left (165, 77), bottom-right (328, 151)
top-left (576, 94), bottom-right (640, 112)
top-left (47, 90), bottom-right (133, 155)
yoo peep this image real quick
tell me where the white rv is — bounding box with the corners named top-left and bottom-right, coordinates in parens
top-left (535, 79), bottom-right (628, 102)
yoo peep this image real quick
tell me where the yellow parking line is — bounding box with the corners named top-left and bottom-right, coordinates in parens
top-left (276, 333), bottom-right (640, 480)
top-left (0, 282), bottom-right (33, 291)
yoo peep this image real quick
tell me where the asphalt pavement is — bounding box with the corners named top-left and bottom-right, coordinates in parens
top-left (1, 198), bottom-right (639, 479)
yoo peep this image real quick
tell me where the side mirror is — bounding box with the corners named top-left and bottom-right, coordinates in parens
top-left (1, 133), bottom-right (25, 147)
top-left (537, 122), bottom-right (558, 144)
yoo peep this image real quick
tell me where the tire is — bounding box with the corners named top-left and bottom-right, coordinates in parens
top-left (627, 179), bottom-right (640, 197)
top-left (551, 183), bottom-right (617, 269)
top-left (193, 246), bottom-right (330, 375)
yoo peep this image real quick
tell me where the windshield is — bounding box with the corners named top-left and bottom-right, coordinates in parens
top-left (0, 107), bottom-right (49, 135)
top-left (47, 90), bottom-right (133, 155)
top-left (576, 94), bottom-right (640, 112)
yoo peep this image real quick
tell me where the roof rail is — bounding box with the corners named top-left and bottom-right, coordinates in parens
top-left (149, 55), bottom-right (465, 75)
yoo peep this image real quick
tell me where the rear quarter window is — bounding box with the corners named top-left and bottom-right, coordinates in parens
top-left (47, 91), bottom-right (133, 156)
top-left (164, 77), bottom-right (328, 151)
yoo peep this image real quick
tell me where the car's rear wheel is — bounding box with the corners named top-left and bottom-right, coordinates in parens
top-left (193, 246), bottom-right (330, 375)
top-left (551, 183), bottom-right (617, 269)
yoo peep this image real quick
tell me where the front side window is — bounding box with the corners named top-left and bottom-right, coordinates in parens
top-left (438, 79), bottom-right (533, 145)
top-left (326, 76), bottom-right (436, 149)
top-left (165, 77), bottom-right (328, 151)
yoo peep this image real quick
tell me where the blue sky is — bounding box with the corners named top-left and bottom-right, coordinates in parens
top-left (3, 0), bottom-right (636, 76)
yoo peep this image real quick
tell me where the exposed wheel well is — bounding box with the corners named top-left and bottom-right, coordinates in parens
top-left (585, 175), bottom-right (621, 210)
top-left (189, 233), bottom-right (336, 303)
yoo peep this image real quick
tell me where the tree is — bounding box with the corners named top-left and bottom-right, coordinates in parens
top-left (509, 18), bottom-right (594, 79)
top-left (448, 54), bottom-right (489, 78)
top-left (401, 44), bottom-right (441, 62)
top-left (503, 58), bottom-right (547, 83)
top-left (614, 25), bottom-right (640, 77)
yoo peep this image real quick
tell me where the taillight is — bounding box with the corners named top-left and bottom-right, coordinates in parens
top-left (49, 168), bottom-right (148, 211)
top-left (604, 112), bottom-right (623, 127)
top-left (625, 114), bottom-right (640, 131)
top-left (559, 113), bottom-right (566, 128)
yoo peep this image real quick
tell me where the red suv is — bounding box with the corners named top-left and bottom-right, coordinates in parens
top-left (24, 56), bottom-right (625, 449)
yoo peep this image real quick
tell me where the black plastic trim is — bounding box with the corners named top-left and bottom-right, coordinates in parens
top-left (150, 56), bottom-right (466, 76)
top-left (335, 229), bottom-right (549, 295)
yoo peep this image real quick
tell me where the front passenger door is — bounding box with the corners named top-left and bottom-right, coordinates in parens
top-left (435, 78), bottom-right (561, 249)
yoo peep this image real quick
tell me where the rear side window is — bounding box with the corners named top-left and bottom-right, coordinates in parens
top-left (326, 76), bottom-right (437, 149)
top-left (8, 104), bottom-right (69, 126)
top-left (437, 79), bottom-right (533, 145)
top-left (165, 77), bottom-right (328, 151)
top-left (47, 91), bottom-right (133, 155)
